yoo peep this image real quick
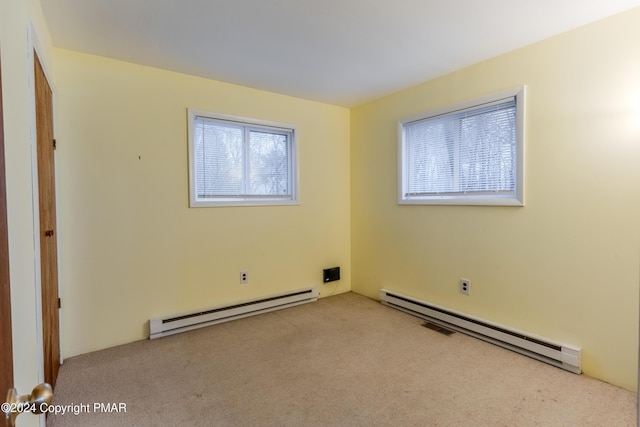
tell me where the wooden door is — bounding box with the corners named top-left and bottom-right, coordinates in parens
top-left (34, 52), bottom-right (60, 389)
top-left (0, 42), bottom-right (14, 398)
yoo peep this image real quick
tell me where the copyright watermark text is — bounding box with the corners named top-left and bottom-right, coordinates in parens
top-left (2, 401), bottom-right (127, 415)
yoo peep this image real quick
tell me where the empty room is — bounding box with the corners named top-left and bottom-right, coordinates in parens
top-left (1, 0), bottom-right (640, 426)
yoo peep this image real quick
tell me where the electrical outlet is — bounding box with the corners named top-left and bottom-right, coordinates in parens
top-left (459, 278), bottom-right (470, 295)
top-left (240, 271), bottom-right (248, 284)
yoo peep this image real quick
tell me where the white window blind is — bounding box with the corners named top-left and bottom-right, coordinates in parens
top-left (399, 88), bottom-right (524, 206)
top-left (188, 111), bottom-right (297, 207)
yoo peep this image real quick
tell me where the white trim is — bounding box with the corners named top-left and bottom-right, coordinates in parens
top-left (398, 86), bottom-right (526, 207)
top-left (27, 22), bottom-right (45, 390)
top-left (187, 109), bottom-right (300, 208)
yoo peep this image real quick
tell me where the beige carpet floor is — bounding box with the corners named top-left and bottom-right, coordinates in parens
top-left (48, 292), bottom-right (636, 426)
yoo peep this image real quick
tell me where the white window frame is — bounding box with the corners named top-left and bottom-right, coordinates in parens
top-left (188, 109), bottom-right (298, 207)
top-left (398, 86), bottom-right (525, 206)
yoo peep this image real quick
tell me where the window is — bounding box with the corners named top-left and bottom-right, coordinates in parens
top-left (399, 87), bottom-right (524, 206)
top-left (188, 110), bottom-right (297, 207)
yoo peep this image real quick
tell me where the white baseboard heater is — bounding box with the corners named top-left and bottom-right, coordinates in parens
top-left (379, 289), bottom-right (581, 374)
top-left (150, 287), bottom-right (319, 339)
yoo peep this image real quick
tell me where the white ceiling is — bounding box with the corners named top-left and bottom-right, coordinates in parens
top-left (41, 0), bottom-right (640, 107)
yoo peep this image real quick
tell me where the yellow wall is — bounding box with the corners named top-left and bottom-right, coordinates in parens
top-left (1, 0), bottom-right (54, 424)
top-left (351, 8), bottom-right (640, 390)
top-left (53, 49), bottom-right (351, 357)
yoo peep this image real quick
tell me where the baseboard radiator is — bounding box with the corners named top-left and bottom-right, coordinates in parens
top-left (379, 289), bottom-right (581, 374)
top-left (150, 287), bottom-right (319, 339)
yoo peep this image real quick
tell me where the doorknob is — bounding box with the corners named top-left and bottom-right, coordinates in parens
top-left (3, 383), bottom-right (53, 427)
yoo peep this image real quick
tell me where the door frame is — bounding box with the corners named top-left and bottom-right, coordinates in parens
top-left (34, 48), bottom-right (60, 388)
top-left (26, 23), bottom-right (62, 386)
